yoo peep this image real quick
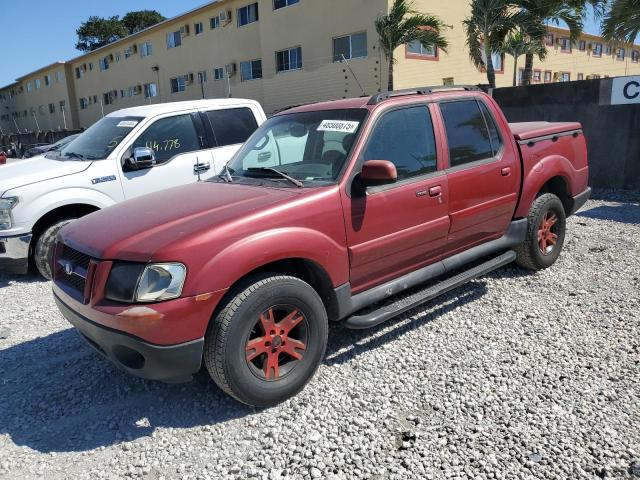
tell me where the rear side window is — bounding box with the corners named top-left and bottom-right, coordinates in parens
top-left (440, 100), bottom-right (494, 167)
top-left (131, 114), bottom-right (201, 164)
top-left (206, 107), bottom-right (259, 147)
top-left (478, 101), bottom-right (503, 155)
top-left (362, 106), bottom-right (437, 181)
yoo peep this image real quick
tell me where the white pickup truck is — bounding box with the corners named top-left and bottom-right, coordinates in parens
top-left (0, 99), bottom-right (266, 278)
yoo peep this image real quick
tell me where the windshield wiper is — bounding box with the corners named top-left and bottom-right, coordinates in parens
top-left (218, 164), bottom-right (233, 183)
top-left (246, 167), bottom-right (304, 188)
top-left (63, 152), bottom-right (85, 160)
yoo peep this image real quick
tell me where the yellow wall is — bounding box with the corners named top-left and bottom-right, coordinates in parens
top-left (2, 0), bottom-right (640, 134)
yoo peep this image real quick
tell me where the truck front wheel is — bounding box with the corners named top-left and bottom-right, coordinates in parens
top-left (515, 193), bottom-right (566, 271)
top-left (34, 218), bottom-right (75, 280)
top-left (204, 274), bottom-right (328, 407)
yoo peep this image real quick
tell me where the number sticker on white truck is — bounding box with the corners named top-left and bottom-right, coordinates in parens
top-left (317, 120), bottom-right (360, 133)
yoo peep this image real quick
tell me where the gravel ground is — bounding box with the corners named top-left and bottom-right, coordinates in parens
top-left (1, 191), bottom-right (639, 480)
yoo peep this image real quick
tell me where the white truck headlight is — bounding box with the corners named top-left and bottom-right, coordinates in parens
top-left (0, 197), bottom-right (19, 230)
top-left (136, 263), bottom-right (186, 302)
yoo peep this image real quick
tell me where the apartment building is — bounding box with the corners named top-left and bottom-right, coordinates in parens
top-left (0, 62), bottom-right (77, 134)
top-left (1, 0), bottom-right (639, 134)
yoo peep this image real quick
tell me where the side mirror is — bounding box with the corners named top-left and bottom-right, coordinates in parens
top-left (128, 147), bottom-right (156, 170)
top-left (360, 160), bottom-right (397, 185)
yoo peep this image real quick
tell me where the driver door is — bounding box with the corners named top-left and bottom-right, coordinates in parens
top-left (120, 112), bottom-right (214, 199)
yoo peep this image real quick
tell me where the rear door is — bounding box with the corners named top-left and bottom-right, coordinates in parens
top-left (120, 111), bottom-right (213, 199)
top-left (341, 103), bottom-right (450, 293)
top-left (201, 106), bottom-right (260, 173)
top-left (437, 98), bottom-right (520, 254)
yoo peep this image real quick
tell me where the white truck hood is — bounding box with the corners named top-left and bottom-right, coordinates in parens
top-left (0, 156), bottom-right (91, 196)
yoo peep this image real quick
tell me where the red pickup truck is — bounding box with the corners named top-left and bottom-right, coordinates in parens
top-left (53, 86), bottom-right (590, 407)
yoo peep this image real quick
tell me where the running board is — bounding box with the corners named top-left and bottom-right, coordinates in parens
top-left (343, 250), bottom-right (516, 330)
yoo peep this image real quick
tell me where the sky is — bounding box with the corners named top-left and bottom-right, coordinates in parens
top-left (0, 1), bottom-right (616, 88)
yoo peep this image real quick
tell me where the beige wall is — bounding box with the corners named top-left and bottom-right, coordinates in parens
top-left (3, 0), bottom-right (640, 134)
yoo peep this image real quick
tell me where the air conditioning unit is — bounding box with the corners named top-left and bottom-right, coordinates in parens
top-left (225, 63), bottom-right (237, 77)
top-left (219, 10), bottom-right (232, 24)
top-left (181, 24), bottom-right (190, 36)
top-left (108, 54), bottom-right (114, 62)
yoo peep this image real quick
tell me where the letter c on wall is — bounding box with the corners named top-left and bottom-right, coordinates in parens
top-left (623, 81), bottom-right (640, 100)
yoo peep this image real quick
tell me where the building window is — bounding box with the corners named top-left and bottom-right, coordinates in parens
top-left (89, 63), bottom-right (94, 71)
top-left (480, 51), bottom-right (503, 72)
top-left (194, 22), bottom-right (204, 35)
top-left (198, 70), bottom-right (208, 83)
top-left (274, 0), bottom-right (299, 9)
top-left (214, 67), bottom-right (225, 80)
top-left (99, 57), bottom-right (109, 71)
top-left (544, 33), bottom-right (554, 46)
top-left (103, 91), bottom-right (116, 105)
top-left (577, 73), bottom-right (584, 80)
top-left (210, 16), bottom-right (220, 29)
top-left (26, 82), bottom-right (33, 92)
top-left (544, 70), bottom-right (552, 83)
top-left (560, 37), bottom-right (571, 53)
top-left (333, 32), bottom-right (368, 61)
top-left (407, 39), bottom-right (437, 58)
top-left (170, 76), bottom-right (187, 93)
top-left (44, 74), bottom-right (52, 86)
top-left (35, 79), bottom-right (41, 89)
top-left (238, 3), bottom-right (259, 26)
top-left (48, 103), bottom-right (55, 114)
top-left (144, 82), bottom-right (158, 98)
top-left (80, 98), bottom-right (89, 110)
top-left (141, 42), bottom-right (153, 57)
top-left (616, 48), bottom-right (625, 60)
top-left (75, 67), bottom-right (84, 79)
top-left (442, 77), bottom-right (454, 86)
top-left (56, 71), bottom-right (63, 83)
top-left (579, 40), bottom-right (586, 51)
top-left (167, 31), bottom-right (182, 49)
top-left (115, 52), bottom-right (121, 62)
top-left (591, 74), bottom-right (601, 79)
top-left (593, 43), bottom-right (603, 57)
top-left (276, 46), bottom-right (302, 73)
top-left (605, 45), bottom-right (612, 55)
top-left (240, 59), bottom-right (262, 81)
top-left (533, 70), bottom-right (541, 83)
top-left (632, 51), bottom-right (640, 63)
top-left (559, 72), bottom-right (570, 82)
top-left (92, 95), bottom-right (98, 103)
top-left (517, 68), bottom-right (524, 85)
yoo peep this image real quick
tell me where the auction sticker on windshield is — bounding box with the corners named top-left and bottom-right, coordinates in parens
top-left (317, 120), bottom-right (360, 133)
top-left (117, 120), bottom-right (139, 128)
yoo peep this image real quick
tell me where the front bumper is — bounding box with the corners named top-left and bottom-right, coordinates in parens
top-left (55, 293), bottom-right (204, 383)
top-left (0, 233), bottom-right (32, 275)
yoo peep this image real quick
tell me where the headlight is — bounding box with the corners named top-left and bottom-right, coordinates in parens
top-left (136, 263), bottom-right (186, 302)
top-left (0, 197), bottom-right (18, 230)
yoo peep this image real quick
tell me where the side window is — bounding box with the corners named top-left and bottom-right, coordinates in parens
top-left (362, 106), bottom-right (437, 181)
top-left (131, 114), bottom-right (201, 164)
top-left (206, 108), bottom-right (259, 147)
top-left (478, 101), bottom-right (503, 155)
top-left (440, 100), bottom-right (494, 167)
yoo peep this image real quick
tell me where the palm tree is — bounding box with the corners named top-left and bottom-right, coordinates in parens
top-left (464, 0), bottom-right (520, 88)
top-left (517, 0), bottom-right (586, 86)
top-left (375, 0), bottom-right (449, 91)
top-left (501, 31), bottom-right (546, 85)
top-left (602, 0), bottom-right (640, 43)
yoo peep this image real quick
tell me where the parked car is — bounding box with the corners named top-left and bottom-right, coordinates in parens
top-left (0, 99), bottom-right (266, 279)
top-left (22, 134), bottom-right (80, 158)
top-left (53, 86), bottom-right (590, 407)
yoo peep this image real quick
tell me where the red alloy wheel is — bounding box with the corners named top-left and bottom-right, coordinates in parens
top-left (245, 306), bottom-right (308, 381)
top-left (538, 211), bottom-right (559, 255)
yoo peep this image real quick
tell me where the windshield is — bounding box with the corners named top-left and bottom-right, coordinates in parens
top-left (51, 116), bottom-right (143, 160)
top-left (226, 108), bottom-right (368, 184)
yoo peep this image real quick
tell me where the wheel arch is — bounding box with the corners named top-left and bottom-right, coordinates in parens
top-left (31, 203), bottom-right (101, 250)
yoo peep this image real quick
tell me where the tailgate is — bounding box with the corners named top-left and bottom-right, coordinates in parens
top-left (509, 121), bottom-right (581, 141)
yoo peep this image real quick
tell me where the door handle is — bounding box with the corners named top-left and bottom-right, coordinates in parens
top-left (501, 167), bottom-right (511, 176)
top-left (194, 161), bottom-right (211, 174)
top-left (428, 185), bottom-right (442, 197)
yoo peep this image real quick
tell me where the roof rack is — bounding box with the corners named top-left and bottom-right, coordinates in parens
top-left (367, 85), bottom-right (481, 105)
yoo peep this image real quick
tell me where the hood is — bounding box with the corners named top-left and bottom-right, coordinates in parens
top-left (60, 182), bottom-right (301, 261)
top-left (0, 156), bottom-right (91, 196)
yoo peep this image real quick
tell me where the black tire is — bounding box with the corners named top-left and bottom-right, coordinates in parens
top-left (34, 218), bottom-right (75, 280)
top-left (204, 274), bottom-right (328, 407)
top-left (515, 193), bottom-right (566, 271)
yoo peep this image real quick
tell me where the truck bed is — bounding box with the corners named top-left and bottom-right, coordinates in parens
top-left (509, 121), bottom-right (582, 141)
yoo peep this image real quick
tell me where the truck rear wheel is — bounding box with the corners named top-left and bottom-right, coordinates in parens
top-left (515, 193), bottom-right (566, 271)
top-left (34, 218), bottom-right (74, 280)
top-left (204, 274), bottom-right (328, 407)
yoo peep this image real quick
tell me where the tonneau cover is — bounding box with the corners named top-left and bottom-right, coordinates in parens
top-left (509, 121), bottom-right (582, 141)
